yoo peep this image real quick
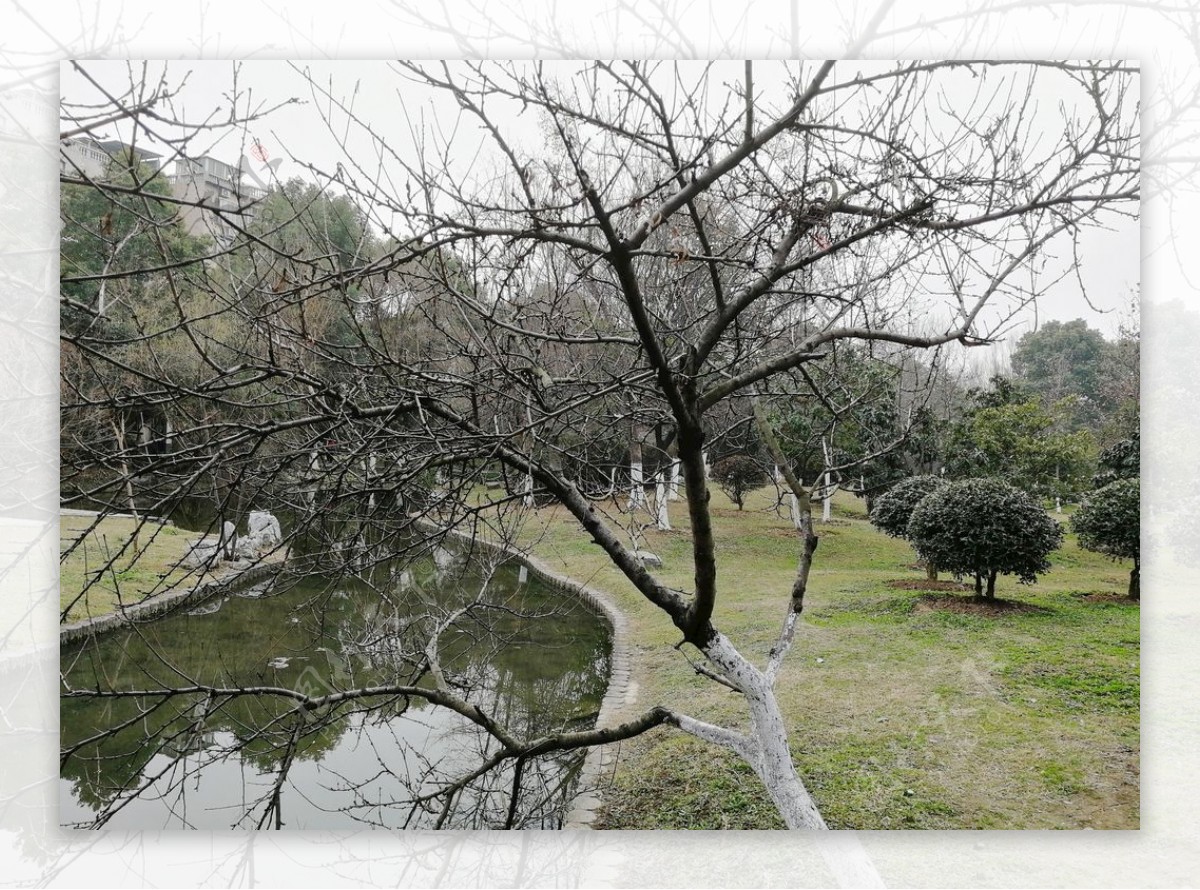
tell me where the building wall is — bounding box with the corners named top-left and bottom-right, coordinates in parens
top-left (60, 137), bottom-right (110, 179)
top-left (170, 155), bottom-right (265, 244)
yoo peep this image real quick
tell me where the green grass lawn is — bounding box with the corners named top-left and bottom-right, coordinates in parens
top-left (516, 485), bottom-right (1139, 830)
top-left (59, 514), bottom-right (210, 623)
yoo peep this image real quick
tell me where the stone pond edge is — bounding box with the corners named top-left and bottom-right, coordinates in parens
top-left (59, 552), bottom-right (289, 646)
top-left (429, 525), bottom-right (635, 831)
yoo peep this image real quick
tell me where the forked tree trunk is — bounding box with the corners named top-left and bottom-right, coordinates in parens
top-left (700, 633), bottom-right (827, 829)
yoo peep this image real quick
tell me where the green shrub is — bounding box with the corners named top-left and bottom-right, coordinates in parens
top-left (870, 474), bottom-right (947, 539)
top-left (907, 477), bottom-right (1063, 598)
top-left (711, 455), bottom-right (766, 511)
top-left (870, 474), bottom-right (948, 580)
top-left (1072, 477), bottom-right (1140, 599)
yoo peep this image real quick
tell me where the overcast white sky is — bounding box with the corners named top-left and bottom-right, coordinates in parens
top-left (61, 59), bottom-right (1140, 343)
top-left (7, 2), bottom-right (1198, 884)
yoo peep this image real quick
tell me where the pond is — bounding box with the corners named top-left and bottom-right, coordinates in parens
top-left (59, 545), bottom-right (612, 829)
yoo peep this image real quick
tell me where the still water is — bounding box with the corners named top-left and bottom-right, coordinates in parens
top-left (60, 547), bottom-right (611, 829)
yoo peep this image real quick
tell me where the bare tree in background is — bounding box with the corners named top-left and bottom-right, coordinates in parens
top-left (60, 59), bottom-right (1138, 830)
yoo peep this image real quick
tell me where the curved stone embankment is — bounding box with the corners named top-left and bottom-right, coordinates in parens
top-left (518, 553), bottom-right (637, 830)
top-left (59, 551), bottom-right (289, 645)
top-left (431, 528), bottom-right (637, 830)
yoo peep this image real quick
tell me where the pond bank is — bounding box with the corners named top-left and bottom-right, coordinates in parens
top-left (423, 523), bottom-right (638, 830)
top-left (60, 553), bottom-right (290, 645)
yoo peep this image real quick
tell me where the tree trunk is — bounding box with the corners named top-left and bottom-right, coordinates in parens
top-left (986, 569), bottom-right (997, 599)
top-left (820, 438), bottom-right (833, 522)
top-left (701, 633), bottom-right (827, 830)
top-left (668, 457), bottom-right (681, 501)
top-left (629, 425), bottom-right (646, 510)
top-left (308, 448), bottom-right (321, 506)
top-left (655, 477), bottom-right (671, 530)
top-left (523, 469), bottom-right (535, 508)
top-left (974, 572), bottom-right (983, 597)
top-left (925, 561), bottom-right (938, 582)
top-left (368, 453), bottom-right (377, 510)
top-left (1129, 559), bottom-right (1140, 601)
top-left (110, 415), bottom-right (141, 550)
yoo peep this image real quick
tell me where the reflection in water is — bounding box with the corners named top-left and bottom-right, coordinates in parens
top-left (60, 547), bottom-right (611, 829)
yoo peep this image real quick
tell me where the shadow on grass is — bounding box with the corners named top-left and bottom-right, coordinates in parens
top-left (913, 593), bottom-right (1054, 617)
top-left (886, 579), bottom-right (972, 592)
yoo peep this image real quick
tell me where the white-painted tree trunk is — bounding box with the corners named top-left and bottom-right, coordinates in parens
top-left (368, 454), bottom-right (377, 510)
top-left (629, 459), bottom-right (646, 510)
top-left (695, 632), bottom-right (827, 830)
top-left (668, 458), bottom-right (681, 501)
top-left (789, 491), bottom-right (803, 530)
top-left (308, 449), bottom-right (322, 506)
top-left (702, 450), bottom-right (710, 480)
top-left (821, 438), bottom-right (833, 523)
top-left (655, 478), bottom-right (671, 530)
top-left (523, 469), bottom-right (535, 508)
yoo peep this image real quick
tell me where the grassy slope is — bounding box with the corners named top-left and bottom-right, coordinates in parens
top-left (60, 514), bottom-right (210, 623)
top-left (518, 487), bottom-right (1139, 830)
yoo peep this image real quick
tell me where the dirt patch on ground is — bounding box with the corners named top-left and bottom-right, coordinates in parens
top-left (886, 579), bottom-right (971, 592)
top-left (1074, 592), bottom-right (1140, 606)
top-left (765, 520), bottom-right (853, 538)
top-left (914, 593), bottom-right (1051, 616)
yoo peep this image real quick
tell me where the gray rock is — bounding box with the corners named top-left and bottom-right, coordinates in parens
top-left (635, 550), bottom-right (663, 568)
top-left (432, 546), bottom-right (456, 571)
top-left (183, 539), bottom-right (220, 569)
top-left (233, 510), bottom-right (283, 558)
top-left (247, 511), bottom-right (282, 546)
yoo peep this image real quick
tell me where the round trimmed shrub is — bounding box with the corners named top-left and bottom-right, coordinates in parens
top-left (1072, 477), bottom-right (1140, 600)
top-left (870, 474), bottom-right (947, 538)
top-left (870, 474), bottom-right (947, 580)
top-left (907, 477), bottom-right (1064, 599)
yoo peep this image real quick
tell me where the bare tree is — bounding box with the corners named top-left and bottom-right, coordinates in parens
top-left (60, 59), bottom-right (1138, 830)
